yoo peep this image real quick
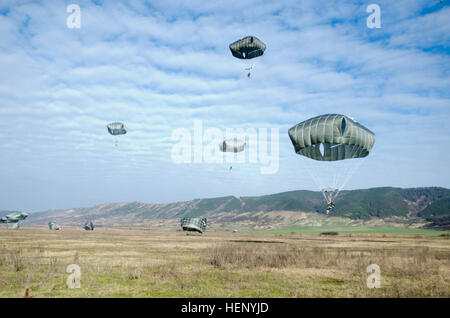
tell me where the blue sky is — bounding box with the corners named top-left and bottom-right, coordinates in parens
top-left (0, 0), bottom-right (449, 211)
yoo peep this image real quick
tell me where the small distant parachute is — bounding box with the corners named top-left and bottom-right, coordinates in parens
top-left (48, 221), bottom-right (60, 230)
top-left (107, 122), bottom-right (127, 147)
top-left (181, 217), bottom-right (207, 234)
top-left (229, 36), bottom-right (266, 60)
top-left (83, 221), bottom-right (94, 231)
top-left (229, 36), bottom-right (266, 77)
top-left (219, 138), bottom-right (246, 153)
top-left (107, 122), bottom-right (127, 135)
top-left (220, 138), bottom-right (246, 172)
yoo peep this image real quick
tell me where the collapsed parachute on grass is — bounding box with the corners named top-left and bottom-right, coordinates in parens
top-left (48, 221), bottom-right (60, 230)
top-left (229, 36), bottom-right (266, 59)
top-left (288, 114), bottom-right (375, 161)
top-left (181, 217), bottom-right (207, 234)
top-left (219, 138), bottom-right (246, 153)
top-left (1, 212), bottom-right (28, 229)
top-left (83, 221), bottom-right (94, 231)
top-left (0, 212), bottom-right (28, 224)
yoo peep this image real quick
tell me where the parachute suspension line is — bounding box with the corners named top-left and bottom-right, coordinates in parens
top-left (301, 156), bottom-right (368, 215)
top-left (302, 159), bottom-right (337, 212)
top-left (335, 156), bottom-right (368, 194)
top-left (243, 61), bottom-right (255, 78)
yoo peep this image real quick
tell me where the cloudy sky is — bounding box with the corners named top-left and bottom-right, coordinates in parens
top-left (0, 0), bottom-right (449, 211)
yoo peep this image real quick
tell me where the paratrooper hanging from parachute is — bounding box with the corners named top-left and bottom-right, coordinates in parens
top-left (219, 137), bottom-right (246, 172)
top-left (288, 114), bottom-right (375, 215)
top-left (229, 36), bottom-right (266, 78)
top-left (107, 122), bottom-right (127, 147)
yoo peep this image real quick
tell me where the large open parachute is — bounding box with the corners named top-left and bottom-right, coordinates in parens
top-left (229, 36), bottom-right (266, 77)
top-left (181, 217), bottom-right (207, 234)
top-left (288, 114), bottom-right (375, 161)
top-left (289, 114), bottom-right (375, 214)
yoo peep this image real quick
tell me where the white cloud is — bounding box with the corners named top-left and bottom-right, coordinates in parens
top-left (0, 0), bottom-right (449, 210)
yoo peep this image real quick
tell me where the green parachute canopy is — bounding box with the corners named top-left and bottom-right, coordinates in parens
top-left (288, 114), bottom-right (375, 161)
top-left (229, 36), bottom-right (266, 60)
top-left (0, 212), bottom-right (28, 223)
top-left (83, 221), bottom-right (94, 231)
top-left (48, 221), bottom-right (60, 230)
top-left (219, 138), bottom-right (246, 153)
top-left (181, 217), bottom-right (207, 234)
top-left (1, 212), bottom-right (28, 229)
top-left (107, 122), bottom-right (127, 136)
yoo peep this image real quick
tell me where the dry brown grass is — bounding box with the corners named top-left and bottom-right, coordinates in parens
top-left (0, 226), bottom-right (448, 297)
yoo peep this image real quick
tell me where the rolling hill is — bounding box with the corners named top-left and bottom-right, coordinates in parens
top-left (19, 187), bottom-right (450, 230)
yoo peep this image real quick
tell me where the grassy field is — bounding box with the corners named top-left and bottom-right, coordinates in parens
top-left (0, 226), bottom-right (449, 298)
top-left (258, 225), bottom-right (450, 236)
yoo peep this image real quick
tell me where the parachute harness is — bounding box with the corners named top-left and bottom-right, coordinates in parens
top-left (303, 147), bottom-right (368, 215)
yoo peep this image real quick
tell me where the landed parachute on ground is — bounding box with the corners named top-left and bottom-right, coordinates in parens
top-left (48, 221), bottom-right (60, 230)
top-left (229, 36), bottom-right (266, 77)
top-left (1, 212), bottom-right (28, 229)
top-left (83, 221), bottom-right (94, 231)
top-left (181, 217), bottom-right (207, 234)
top-left (107, 122), bottom-right (127, 147)
top-left (288, 114), bottom-right (375, 215)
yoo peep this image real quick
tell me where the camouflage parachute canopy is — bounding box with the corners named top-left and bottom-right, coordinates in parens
top-left (219, 138), bottom-right (246, 153)
top-left (83, 221), bottom-right (94, 231)
top-left (229, 36), bottom-right (266, 59)
top-left (181, 217), bottom-right (207, 233)
top-left (48, 221), bottom-right (60, 230)
top-left (107, 122), bottom-right (127, 136)
top-left (288, 114), bottom-right (375, 161)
